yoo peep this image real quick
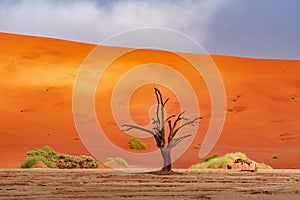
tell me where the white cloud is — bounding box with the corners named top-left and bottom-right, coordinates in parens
top-left (1, 0), bottom-right (299, 59)
top-left (0, 0), bottom-right (226, 44)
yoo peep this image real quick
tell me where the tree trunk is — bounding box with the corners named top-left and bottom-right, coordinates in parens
top-left (160, 146), bottom-right (172, 173)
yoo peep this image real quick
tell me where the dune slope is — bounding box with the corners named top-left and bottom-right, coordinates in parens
top-left (0, 32), bottom-right (299, 168)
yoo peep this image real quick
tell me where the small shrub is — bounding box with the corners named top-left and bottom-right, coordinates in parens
top-left (103, 157), bottom-right (113, 163)
top-left (260, 162), bottom-right (273, 169)
top-left (79, 155), bottom-right (99, 168)
top-left (227, 107), bottom-right (234, 112)
top-left (128, 137), bottom-right (146, 150)
top-left (42, 145), bottom-right (54, 152)
top-left (114, 157), bottom-right (128, 167)
top-left (55, 154), bottom-right (99, 169)
top-left (204, 154), bottom-right (219, 162)
top-left (21, 156), bottom-right (55, 168)
top-left (21, 146), bottom-right (99, 169)
top-left (26, 145), bottom-right (58, 163)
top-left (104, 157), bottom-right (128, 167)
top-left (272, 155), bottom-right (278, 159)
top-left (190, 152), bottom-right (247, 169)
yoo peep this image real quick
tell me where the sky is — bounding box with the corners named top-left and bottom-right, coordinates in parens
top-left (0, 0), bottom-right (300, 59)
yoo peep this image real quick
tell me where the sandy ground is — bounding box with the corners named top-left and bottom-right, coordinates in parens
top-left (0, 32), bottom-right (300, 168)
top-left (0, 169), bottom-right (299, 200)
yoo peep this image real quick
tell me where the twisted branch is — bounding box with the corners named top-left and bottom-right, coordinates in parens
top-left (169, 134), bottom-right (192, 148)
top-left (121, 124), bottom-right (155, 136)
top-left (122, 87), bottom-right (200, 149)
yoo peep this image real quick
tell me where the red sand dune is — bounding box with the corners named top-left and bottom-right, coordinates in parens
top-left (0, 32), bottom-right (299, 168)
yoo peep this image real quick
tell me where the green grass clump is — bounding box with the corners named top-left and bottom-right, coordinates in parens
top-left (26, 145), bottom-right (58, 164)
top-left (128, 137), bottom-right (146, 150)
top-left (204, 154), bottom-right (219, 162)
top-left (21, 155), bottom-right (55, 168)
top-left (190, 152), bottom-right (246, 169)
top-left (104, 157), bottom-right (128, 167)
top-left (21, 146), bottom-right (99, 169)
top-left (55, 154), bottom-right (98, 169)
top-left (259, 162), bottom-right (273, 169)
top-left (227, 107), bottom-right (234, 112)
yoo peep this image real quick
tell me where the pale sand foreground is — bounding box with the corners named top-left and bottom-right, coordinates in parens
top-left (0, 169), bottom-right (299, 200)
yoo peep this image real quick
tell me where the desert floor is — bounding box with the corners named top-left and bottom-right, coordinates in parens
top-left (0, 169), bottom-right (299, 200)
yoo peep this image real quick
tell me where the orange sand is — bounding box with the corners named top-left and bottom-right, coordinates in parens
top-left (0, 32), bottom-right (299, 168)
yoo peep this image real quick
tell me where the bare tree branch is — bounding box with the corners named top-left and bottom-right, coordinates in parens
top-left (151, 118), bottom-right (160, 132)
top-left (157, 88), bottom-right (164, 130)
top-left (151, 118), bottom-right (158, 125)
top-left (167, 120), bottom-right (173, 143)
top-left (121, 124), bottom-right (155, 136)
top-left (168, 111), bottom-right (197, 143)
top-left (154, 88), bottom-right (161, 129)
top-left (169, 134), bottom-right (191, 148)
top-left (163, 114), bottom-right (176, 126)
top-left (172, 111), bottom-right (185, 130)
top-left (163, 98), bottom-right (170, 106)
top-left (153, 127), bottom-right (160, 132)
top-left (173, 116), bottom-right (201, 136)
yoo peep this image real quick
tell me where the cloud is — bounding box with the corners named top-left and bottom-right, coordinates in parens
top-left (0, 0), bottom-right (299, 59)
top-left (0, 0), bottom-right (225, 44)
top-left (204, 0), bottom-right (300, 59)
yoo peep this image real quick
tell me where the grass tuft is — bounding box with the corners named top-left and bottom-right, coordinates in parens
top-left (227, 107), bottom-right (234, 112)
top-left (204, 154), bottom-right (219, 162)
top-left (128, 137), bottom-right (146, 150)
top-left (21, 155), bottom-right (55, 168)
top-left (190, 152), bottom-right (246, 169)
top-left (21, 146), bottom-right (99, 169)
top-left (259, 162), bottom-right (273, 169)
top-left (104, 157), bottom-right (128, 167)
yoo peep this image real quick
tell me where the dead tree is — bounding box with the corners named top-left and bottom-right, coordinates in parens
top-left (122, 88), bottom-right (200, 174)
